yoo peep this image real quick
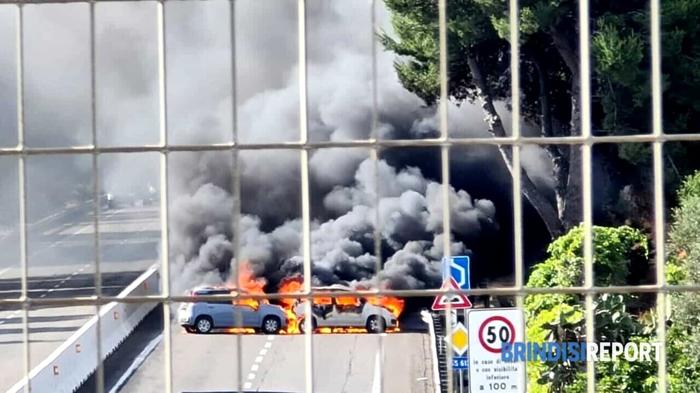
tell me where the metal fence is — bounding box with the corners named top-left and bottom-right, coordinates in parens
top-left (0, 0), bottom-right (697, 392)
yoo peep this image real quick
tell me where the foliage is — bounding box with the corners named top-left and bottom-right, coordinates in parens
top-left (381, 0), bottom-right (700, 230)
top-left (525, 225), bottom-right (656, 392)
top-left (666, 171), bottom-right (700, 392)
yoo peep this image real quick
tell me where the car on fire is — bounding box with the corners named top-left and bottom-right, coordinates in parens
top-left (293, 285), bottom-right (398, 333)
top-left (178, 286), bottom-right (288, 334)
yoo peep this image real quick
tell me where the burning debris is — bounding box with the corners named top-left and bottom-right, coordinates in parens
top-left (169, 153), bottom-right (497, 335)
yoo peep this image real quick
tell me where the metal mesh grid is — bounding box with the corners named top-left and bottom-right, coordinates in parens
top-left (0, 0), bottom-right (697, 392)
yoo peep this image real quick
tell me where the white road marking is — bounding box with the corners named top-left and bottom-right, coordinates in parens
top-left (247, 334), bottom-right (274, 390)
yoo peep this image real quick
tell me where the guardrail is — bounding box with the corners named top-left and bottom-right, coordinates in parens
top-left (8, 266), bottom-right (160, 393)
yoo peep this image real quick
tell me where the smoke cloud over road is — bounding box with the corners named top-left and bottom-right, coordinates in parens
top-left (0, 1), bottom-right (551, 289)
top-left (169, 155), bottom-right (497, 294)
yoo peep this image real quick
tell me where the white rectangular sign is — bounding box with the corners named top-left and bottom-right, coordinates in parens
top-left (467, 308), bottom-right (525, 393)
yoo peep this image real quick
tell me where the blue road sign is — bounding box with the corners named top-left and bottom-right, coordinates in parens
top-left (452, 356), bottom-right (469, 370)
top-left (442, 256), bottom-right (471, 290)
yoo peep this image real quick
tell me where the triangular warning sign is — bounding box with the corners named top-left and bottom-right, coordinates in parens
top-left (432, 278), bottom-right (472, 310)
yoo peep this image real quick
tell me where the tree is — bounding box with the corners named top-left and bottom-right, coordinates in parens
top-left (381, 0), bottom-right (700, 237)
top-left (525, 225), bottom-right (657, 393)
top-left (666, 171), bottom-right (700, 392)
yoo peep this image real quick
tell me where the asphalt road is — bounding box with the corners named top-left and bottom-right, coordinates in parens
top-left (121, 330), bottom-right (435, 393)
top-left (0, 204), bottom-right (160, 392)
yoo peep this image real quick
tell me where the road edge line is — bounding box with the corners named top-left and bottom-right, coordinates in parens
top-left (421, 310), bottom-right (442, 393)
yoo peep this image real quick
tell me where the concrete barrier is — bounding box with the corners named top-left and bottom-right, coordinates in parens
top-left (8, 266), bottom-right (160, 393)
top-left (421, 310), bottom-right (443, 393)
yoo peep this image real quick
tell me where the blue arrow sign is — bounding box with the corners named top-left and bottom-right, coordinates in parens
top-left (442, 256), bottom-right (471, 290)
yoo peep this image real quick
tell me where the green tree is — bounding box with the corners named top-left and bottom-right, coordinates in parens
top-left (666, 171), bottom-right (700, 392)
top-left (381, 0), bottom-right (700, 237)
top-left (525, 225), bottom-right (657, 393)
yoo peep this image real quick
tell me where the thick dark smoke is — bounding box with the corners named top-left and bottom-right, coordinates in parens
top-left (169, 155), bottom-right (498, 293)
top-left (0, 2), bottom-right (553, 290)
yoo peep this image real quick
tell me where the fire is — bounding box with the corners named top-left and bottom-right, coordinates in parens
top-left (317, 327), bottom-right (401, 334)
top-left (366, 295), bottom-right (405, 318)
top-left (225, 266), bottom-right (405, 335)
top-left (227, 262), bottom-right (267, 310)
top-left (235, 262), bottom-right (267, 295)
top-left (223, 328), bottom-right (257, 334)
top-left (277, 275), bottom-right (304, 333)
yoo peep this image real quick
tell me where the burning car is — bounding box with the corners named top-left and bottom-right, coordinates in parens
top-left (178, 286), bottom-right (288, 334)
top-left (292, 285), bottom-right (399, 334)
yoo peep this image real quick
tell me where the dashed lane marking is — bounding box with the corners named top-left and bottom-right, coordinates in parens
top-left (247, 336), bottom-right (274, 391)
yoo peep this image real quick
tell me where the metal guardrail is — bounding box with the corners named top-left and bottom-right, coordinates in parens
top-left (7, 266), bottom-right (160, 393)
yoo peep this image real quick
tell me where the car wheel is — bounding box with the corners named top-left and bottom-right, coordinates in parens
top-left (262, 316), bottom-right (282, 334)
top-left (194, 316), bottom-right (213, 334)
top-left (298, 317), bottom-right (317, 334)
top-left (366, 315), bottom-right (386, 333)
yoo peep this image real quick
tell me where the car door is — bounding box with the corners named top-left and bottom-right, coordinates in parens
top-left (208, 300), bottom-right (236, 328)
top-left (333, 294), bottom-right (364, 327)
top-left (233, 299), bottom-right (261, 327)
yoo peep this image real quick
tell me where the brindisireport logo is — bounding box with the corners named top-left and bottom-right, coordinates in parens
top-left (501, 341), bottom-right (661, 362)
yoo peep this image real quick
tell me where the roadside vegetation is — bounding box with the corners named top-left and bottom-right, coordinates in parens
top-left (381, 0), bottom-right (700, 391)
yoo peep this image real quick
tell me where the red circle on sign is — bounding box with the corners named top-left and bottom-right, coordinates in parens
top-left (478, 315), bottom-right (516, 353)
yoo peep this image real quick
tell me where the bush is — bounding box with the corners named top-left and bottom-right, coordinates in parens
top-left (525, 225), bottom-right (655, 393)
top-left (666, 171), bottom-right (700, 392)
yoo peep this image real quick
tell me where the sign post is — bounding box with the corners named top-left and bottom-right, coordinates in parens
top-left (437, 256), bottom-right (472, 392)
top-left (467, 308), bottom-right (525, 393)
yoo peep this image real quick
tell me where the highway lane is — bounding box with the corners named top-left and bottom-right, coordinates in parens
top-left (121, 330), bottom-right (435, 393)
top-left (0, 205), bottom-right (160, 392)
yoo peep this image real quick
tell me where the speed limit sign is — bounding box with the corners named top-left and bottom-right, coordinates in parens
top-left (467, 308), bottom-right (525, 393)
top-left (478, 315), bottom-right (516, 353)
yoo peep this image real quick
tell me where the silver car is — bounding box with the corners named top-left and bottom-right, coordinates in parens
top-left (178, 286), bottom-right (288, 334)
top-left (293, 285), bottom-right (398, 333)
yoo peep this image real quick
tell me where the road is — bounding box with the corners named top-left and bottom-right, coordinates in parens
top-left (122, 330), bottom-right (435, 393)
top-left (0, 204), bottom-right (438, 393)
top-left (0, 204), bottom-right (160, 392)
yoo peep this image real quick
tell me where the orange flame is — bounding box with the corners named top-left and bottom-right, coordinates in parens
top-left (277, 275), bottom-right (304, 333)
top-left (227, 266), bottom-right (405, 335)
top-left (366, 296), bottom-right (405, 318)
top-left (234, 262), bottom-right (267, 295)
top-left (226, 262), bottom-right (267, 310)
